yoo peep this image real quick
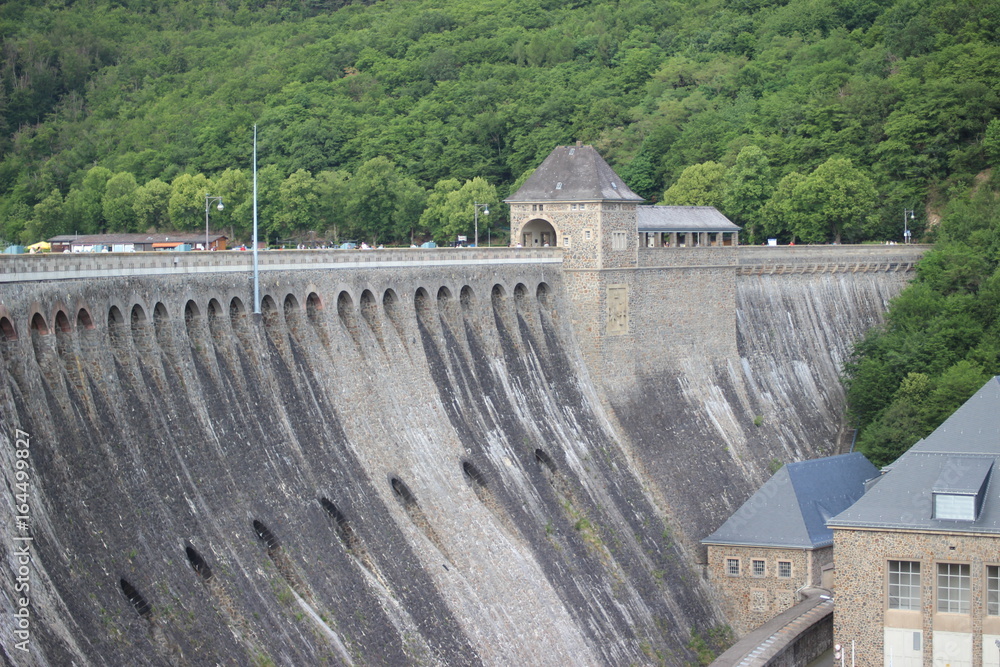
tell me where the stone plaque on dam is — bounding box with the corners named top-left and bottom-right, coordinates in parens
top-left (0, 243), bottom-right (922, 665)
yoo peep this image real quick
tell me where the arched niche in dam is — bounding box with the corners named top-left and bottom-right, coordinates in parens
top-left (382, 288), bottom-right (405, 342)
top-left (306, 292), bottom-right (323, 326)
top-left (0, 315), bottom-right (17, 341)
top-left (260, 294), bottom-right (279, 328)
top-left (208, 298), bottom-right (227, 340)
top-left (460, 285), bottom-right (475, 318)
top-left (359, 289), bottom-right (382, 344)
top-left (107, 305), bottom-right (127, 352)
top-left (153, 302), bottom-right (171, 350)
top-left (437, 286), bottom-right (461, 333)
top-left (130, 304), bottom-right (154, 354)
top-left (30, 312), bottom-right (49, 336)
top-left (283, 293), bottom-right (303, 338)
top-left (337, 290), bottom-right (361, 348)
top-left (229, 297), bottom-right (249, 336)
top-left (536, 282), bottom-right (553, 313)
top-left (54, 310), bottom-right (71, 334)
top-left (53, 310), bottom-right (73, 357)
top-left (76, 307), bottom-right (95, 331)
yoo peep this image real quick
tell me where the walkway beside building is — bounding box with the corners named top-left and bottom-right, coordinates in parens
top-left (712, 589), bottom-right (833, 667)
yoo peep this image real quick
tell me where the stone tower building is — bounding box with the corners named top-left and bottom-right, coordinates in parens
top-left (505, 142), bottom-right (645, 271)
top-left (506, 142), bottom-right (739, 387)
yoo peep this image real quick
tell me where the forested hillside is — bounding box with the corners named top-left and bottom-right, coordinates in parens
top-left (1, 0), bottom-right (998, 248)
top-left (845, 180), bottom-right (1000, 466)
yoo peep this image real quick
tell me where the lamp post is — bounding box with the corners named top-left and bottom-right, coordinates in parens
top-left (205, 195), bottom-right (224, 250)
top-left (903, 209), bottom-right (914, 244)
top-left (473, 202), bottom-right (489, 248)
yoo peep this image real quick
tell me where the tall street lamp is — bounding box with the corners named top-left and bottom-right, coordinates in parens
top-left (205, 195), bottom-right (224, 251)
top-left (474, 202), bottom-right (489, 248)
top-left (903, 208), bottom-right (914, 244)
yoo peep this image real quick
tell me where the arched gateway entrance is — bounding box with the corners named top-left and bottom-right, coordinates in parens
top-left (520, 218), bottom-right (557, 247)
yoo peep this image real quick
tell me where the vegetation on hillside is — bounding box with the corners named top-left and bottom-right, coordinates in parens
top-left (1, 0), bottom-right (998, 248)
top-left (844, 173), bottom-right (1000, 466)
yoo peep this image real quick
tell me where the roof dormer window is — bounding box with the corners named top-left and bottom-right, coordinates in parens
top-left (932, 457), bottom-right (992, 521)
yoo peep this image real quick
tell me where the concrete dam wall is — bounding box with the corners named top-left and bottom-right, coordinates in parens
top-left (0, 247), bottom-right (920, 665)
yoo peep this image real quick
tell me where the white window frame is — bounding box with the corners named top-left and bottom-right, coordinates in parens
top-left (611, 231), bottom-right (627, 251)
top-left (752, 559), bottom-right (766, 578)
top-left (988, 565), bottom-right (999, 616)
top-left (777, 561), bottom-right (792, 579)
top-left (726, 558), bottom-right (740, 576)
top-left (888, 560), bottom-right (921, 611)
top-left (937, 562), bottom-right (970, 614)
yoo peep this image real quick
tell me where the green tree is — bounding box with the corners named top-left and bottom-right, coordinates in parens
top-left (276, 169), bottom-right (319, 240)
top-left (168, 173), bottom-right (211, 231)
top-left (64, 166), bottom-right (113, 234)
top-left (133, 178), bottom-right (172, 231)
top-left (722, 146), bottom-right (773, 245)
top-left (794, 158), bottom-right (877, 244)
top-left (24, 189), bottom-right (65, 243)
top-left (314, 169), bottom-right (351, 243)
top-left (660, 162), bottom-right (727, 207)
top-left (343, 157), bottom-right (425, 245)
top-left (212, 168), bottom-right (252, 240)
top-left (760, 172), bottom-right (806, 243)
top-left (102, 172), bottom-right (139, 232)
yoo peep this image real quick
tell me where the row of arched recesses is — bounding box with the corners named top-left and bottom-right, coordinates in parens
top-left (6, 280), bottom-right (557, 374)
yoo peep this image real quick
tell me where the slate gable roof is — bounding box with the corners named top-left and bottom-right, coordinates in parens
top-left (505, 144), bottom-right (644, 203)
top-left (702, 453), bottom-right (878, 549)
top-left (68, 233), bottom-right (227, 245)
top-left (637, 205), bottom-right (741, 233)
top-left (828, 376), bottom-right (1000, 534)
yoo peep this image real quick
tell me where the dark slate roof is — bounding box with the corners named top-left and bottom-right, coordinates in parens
top-left (829, 376), bottom-right (1000, 534)
top-left (70, 233), bottom-right (227, 244)
top-left (702, 453), bottom-right (879, 549)
top-left (48, 235), bottom-right (82, 243)
top-left (637, 205), bottom-right (741, 233)
top-left (505, 144), bottom-right (644, 203)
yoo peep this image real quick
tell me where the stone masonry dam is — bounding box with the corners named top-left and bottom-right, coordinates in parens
top-left (0, 245), bottom-right (923, 666)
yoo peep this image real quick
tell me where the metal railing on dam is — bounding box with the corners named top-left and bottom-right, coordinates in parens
top-left (0, 247), bottom-right (563, 283)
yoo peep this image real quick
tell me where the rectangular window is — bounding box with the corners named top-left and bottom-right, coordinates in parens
top-left (937, 562), bottom-right (970, 614)
top-left (752, 560), bottom-right (766, 577)
top-left (726, 558), bottom-right (740, 576)
top-left (778, 561), bottom-right (792, 578)
top-left (579, 203), bottom-right (586, 210)
top-left (988, 565), bottom-right (1000, 616)
top-left (562, 235), bottom-right (571, 248)
top-left (584, 229), bottom-right (592, 241)
top-left (612, 231), bottom-right (627, 251)
top-left (888, 560), bottom-right (921, 610)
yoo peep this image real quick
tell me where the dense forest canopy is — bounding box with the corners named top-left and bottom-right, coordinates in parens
top-left (1, 0), bottom-right (998, 248)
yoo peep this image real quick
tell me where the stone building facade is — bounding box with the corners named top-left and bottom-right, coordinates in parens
top-left (829, 377), bottom-right (1000, 667)
top-left (702, 452), bottom-right (878, 635)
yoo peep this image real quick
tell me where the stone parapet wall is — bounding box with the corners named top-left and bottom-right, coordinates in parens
top-left (0, 247), bottom-right (562, 283)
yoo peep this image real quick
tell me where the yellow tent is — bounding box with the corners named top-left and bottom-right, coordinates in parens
top-left (26, 241), bottom-right (51, 252)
